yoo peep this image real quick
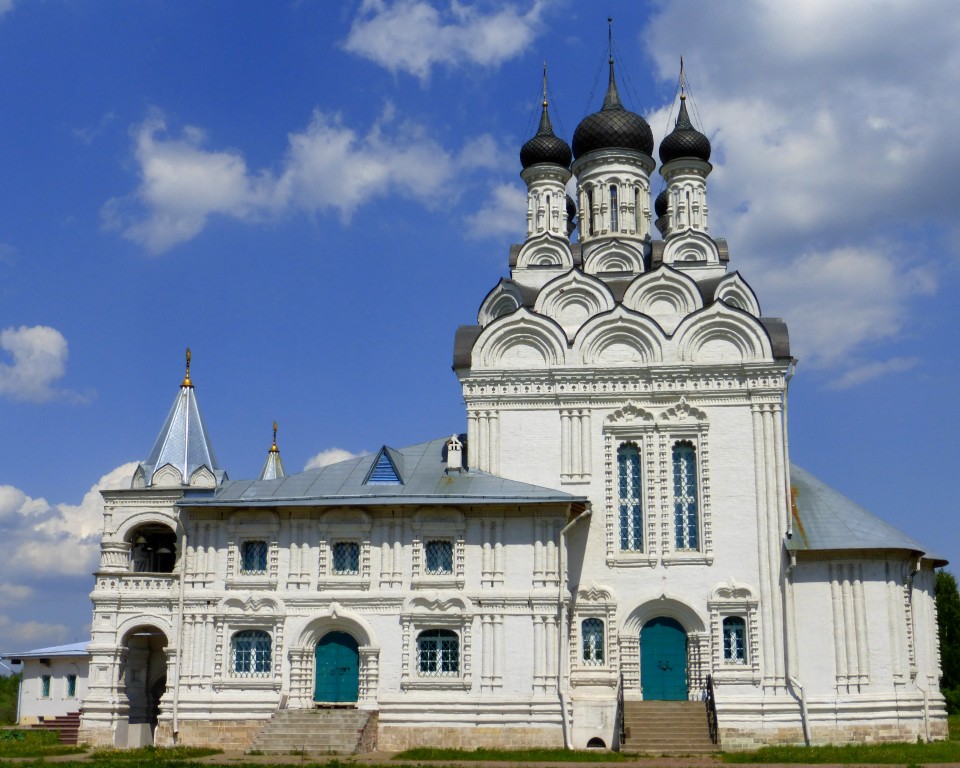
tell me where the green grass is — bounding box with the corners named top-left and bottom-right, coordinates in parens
top-left (0, 728), bottom-right (87, 758)
top-left (392, 746), bottom-right (629, 762)
top-left (89, 744), bottom-right (222, 761)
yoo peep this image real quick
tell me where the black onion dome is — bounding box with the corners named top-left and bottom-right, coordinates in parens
top-left (659, 98), bottom-right (711, 164)
top-left (520, 102), bottom-right (572, 169)
top-left (566, 194), bottom-right (577, 219)
top-left (654, 188), bottom-right (669, 219)
top-left (572, 60), bottom-right (654, 160)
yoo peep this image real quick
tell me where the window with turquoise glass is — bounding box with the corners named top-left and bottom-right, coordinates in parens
top-left (618, 443), bottom-right (642, 551)
top-left (232, 630), bottom-right (272, 676)
top-left (581, 618), bottom-right (605, 665)
top-left (66, 674), bottom-right (77, 698)
top-left (672, 441), bottom-right (699, 550)
top-left (723, 617), bottom-right (747, 664)
top-left (41, 675), bottom-right (51, 698)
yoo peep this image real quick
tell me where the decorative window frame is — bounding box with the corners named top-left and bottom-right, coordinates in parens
top-left (707, 581), bottom-right (760, 685)
top-left (658, 399), bottom-right (713, 566)
top-left (603, 404), bottom-right (657, 567)
top-left (226, 511), bottom-right (280, 589)
top-left (229, 628), bottom-right (273, 678)
top-left (317, 508), bottom-right (372, 591)
top-left (411, 508), bottom-right (466, 589)
top-left (400, 595), bottom-right (473, 691)
top-left (570, 583), bottom-right (618, 688)
top-left (213, 595), bottom-right (284, 691)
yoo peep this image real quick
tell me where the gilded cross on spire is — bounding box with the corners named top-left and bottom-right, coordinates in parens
top-left (680, 56), bottom-right (687, 101)
top-left (542, 61), bottom-right (548, 107)
top-left (182, 347), bottom-right (193, 388)
top-left (270, 421), bottom-right (279, 453)
top-left (608, 16), bottom-right (614, 63)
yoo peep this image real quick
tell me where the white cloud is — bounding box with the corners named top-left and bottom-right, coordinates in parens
top-left (0, 325), bottom-right (71, 402)
top-left (344, 0), bottom-right (548, 81)
top-left (825, 356), bottom-right (920, 391)
top-left (304, 448), bottom-right (367, 470)
top-left (642, 0), bottom-right (958, 380)
top-left (0, 584), bottom-right (33, 605)
top-left (0, 616), bottom-right (69, 649)
top-left (0, 1), bottom-right (13, 19)
top-left (105, 108), bottom-right (503, 252)
top-left (0, 462), bottom-right (138, 580)
top-left (102, 115), bottom-right (279, 254)
top-left (465, 183), bottom-right (526, 240)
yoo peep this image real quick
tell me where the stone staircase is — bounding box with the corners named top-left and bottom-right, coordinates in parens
top-left (32, 711), bottom-right (81, 745)
top-left (620, 700), bottom-right (718, 754)
top-left (249, 708), bottom-right (376, 755)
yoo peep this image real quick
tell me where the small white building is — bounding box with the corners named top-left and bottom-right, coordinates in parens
top-left (76, 60), bottom-right (947, 751)
top-left (2, 642), bottom-right (88, 725)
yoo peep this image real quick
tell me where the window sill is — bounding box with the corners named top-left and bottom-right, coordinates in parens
top-left (606, 553), bottom-right (657, 568)
top-left (401, 676), bottom-right (472, 691)
top-left (213, 677), bottom-right (281, 691)
top-left (411, 577), bottom-right (465, 590)
top-left (570, 668), bottom-right (618, 688)
top-left (318, 577), bottom-right (370, 591)
top-left (662, 553), bottom-right (714, 566)
top-left (226, 577), bottom-right (278, 590)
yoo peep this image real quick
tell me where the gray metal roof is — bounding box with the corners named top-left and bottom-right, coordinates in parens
top-left (2, 641), bottom-right (89, 662)
top-left (788, 463), bottom-right (944, 564)
top-left (180, 436), bottom-right (586, 509)
top-left (138, 380), bottom-right (224, 487)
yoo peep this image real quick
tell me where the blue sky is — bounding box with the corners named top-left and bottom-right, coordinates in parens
top-left (1, 0), bottom-right (958, 652)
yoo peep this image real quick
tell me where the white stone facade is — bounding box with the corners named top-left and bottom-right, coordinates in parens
top-left (78, 65), bottom-right (946, 752)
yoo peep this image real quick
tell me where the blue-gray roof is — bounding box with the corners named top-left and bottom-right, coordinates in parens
top-left (138, 381), bottom-right (224, 487)
top-left (180, 436), bottom-right (586, 509)
top-left (2, 641), bottom-right (89, 662)
top-left (788, 464), bottom-right (945, 564)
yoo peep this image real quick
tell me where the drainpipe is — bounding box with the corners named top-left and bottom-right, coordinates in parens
top-left (171, 525), bottom-right (187, 742)
top-left (909, 559), bottom-right (932, 742)
top-left (784, 552), bottom-right (811, 745)
top-left (558, 507), bottom-right (591, 750)
top-left (782, 358), bottom-right (798, 538)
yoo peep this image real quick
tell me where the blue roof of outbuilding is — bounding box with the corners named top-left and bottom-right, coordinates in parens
top-left (2, 641), bottom-right (89, 661)
top-left (179, 436), bottom-right (586, 509)
top-left (788, 464), bottom-right (945, 564)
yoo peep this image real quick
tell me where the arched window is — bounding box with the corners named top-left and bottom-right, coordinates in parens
top-left (635, 187), bottom-right (642, 232)
top-left (587, 189), bottom-right (595, 236)
top-left (581, 618), bottom-right (605, 665)
top-left (609, 184), bottom-right (619, 232)
top-left (417, 629), bottom-right (459, 676)
top-left (232, 630), bottom-right (272, 676)
top-left (722, 617), bottom-right (747, 664)
top-left (672, 441), bottom-right (699, 550)
top-left (618, 443), bottom-right (642, 551)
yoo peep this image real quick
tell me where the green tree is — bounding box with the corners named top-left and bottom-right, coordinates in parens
top-left (936, 569), bottom-right (960, 713)
top-left (0, 673), bottom-right (20, 725)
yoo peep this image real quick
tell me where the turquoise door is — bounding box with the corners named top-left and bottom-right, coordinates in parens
top-left (314, 632), bottom-right (359, 703)
top-left (640, 617), bottom-right (688, 700)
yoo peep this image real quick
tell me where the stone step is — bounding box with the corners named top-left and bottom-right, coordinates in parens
top-left (248, 709), bottom-right (373, 755)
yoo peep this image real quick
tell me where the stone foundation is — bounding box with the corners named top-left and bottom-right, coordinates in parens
top-left (721, 719), bottom-right (948, 749)
top-left (378, 725), bottom-right (563, 751)
top-left (155, 719), bottom-right (265, 751)
top-left (77, 726), bottom-right (116, 748)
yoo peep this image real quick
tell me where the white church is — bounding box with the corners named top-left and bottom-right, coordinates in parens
top-left (75, 60), bottom-right (948, 752)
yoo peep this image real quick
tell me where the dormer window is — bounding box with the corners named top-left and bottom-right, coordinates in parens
top-left (365, 446), bottom-right (402, 485)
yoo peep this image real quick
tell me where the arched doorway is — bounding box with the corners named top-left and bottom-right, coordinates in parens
top-left (640, 617), bottom-right (687, 700)
top-left (314, 631), bottom-right (359, 703)
top-left (119, 626), bottom-right (168, 745)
